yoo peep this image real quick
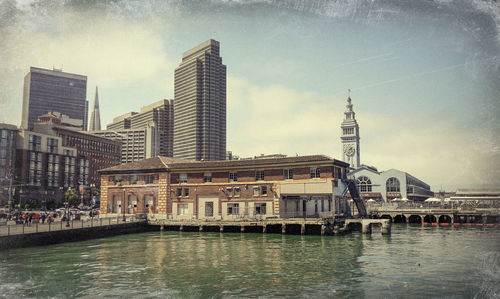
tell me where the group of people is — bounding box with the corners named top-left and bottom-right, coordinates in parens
top-left (10, 212), bottom-right (56, 225)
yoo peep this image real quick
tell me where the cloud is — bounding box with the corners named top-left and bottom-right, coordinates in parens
top-left (228, 76), bottom-right (500, 191)
top-left (360, 112), bottom-right (500, 190)
top-left (227, 74), bottom-right (343, 158)
top-left (0, 6), bottom-right (174, 125)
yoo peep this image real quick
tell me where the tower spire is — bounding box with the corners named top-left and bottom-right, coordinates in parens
top-left (340, 89), bottom-right (360, 169)
top-left (89, 86), bottom-right (101, 131)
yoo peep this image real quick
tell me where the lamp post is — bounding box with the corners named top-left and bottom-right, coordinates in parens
top-left (18, 188), bottom-right (23, 213)
top-left (7, 175), bottom-right (13, 219)
top-left (65, 187), bottom-right (71, 227)
top-left (122, 189), bottom-right (126, 222)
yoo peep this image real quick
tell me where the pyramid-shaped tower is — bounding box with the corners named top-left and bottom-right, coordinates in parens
top-left (89, 86), bottom-right (101, 131)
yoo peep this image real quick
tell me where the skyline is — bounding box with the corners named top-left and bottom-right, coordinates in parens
top-left (1, 0), bottom-right (499, 191)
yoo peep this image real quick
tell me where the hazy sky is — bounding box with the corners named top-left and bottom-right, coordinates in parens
top-left (1, 0), bottom-right (499, 191)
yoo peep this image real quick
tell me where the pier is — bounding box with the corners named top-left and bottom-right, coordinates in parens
top-left (369, 206), bottom-right (500, 227)
top-left (148, 217), bottom-right (391, 236)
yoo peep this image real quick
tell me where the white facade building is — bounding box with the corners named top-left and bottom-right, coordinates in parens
top-left (349, 165), bottom-right (433, 202)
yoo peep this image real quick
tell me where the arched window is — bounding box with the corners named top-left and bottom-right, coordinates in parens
top-left (386, 177), bottom-right (400, 192)
top-left (356, 176), bottom-right (372, 192)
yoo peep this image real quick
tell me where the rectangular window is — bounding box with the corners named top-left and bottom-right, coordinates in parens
top-left (179, 173), bottom-right (187, 183)
top-left (204, 172), bottom-right (212, 183)
top-left (130, 175), bottom-right (137, 184)
top-left (229, 172), bottom-right (237, 182)
top-left (28, 134), bottom-right (41, 151)
top-left (255, 170), bottom-right (264, 181)
top-left (226, 187), bottom-right (233, 197)
top-left (283, 169), bottom-right (293, 180)
top-left (234, 187), bottom-right (241, 197)
top-left (47, 138), bottom-right (58, 153)
top-left (177, 204), bottom-right (188, 215)
top-left (176, 188), bottom-right (182, 197)
top-left (183, 188), bottom-right (189, 197)
top-left (145, 175), bottom-right (154, 184)
top-left (255, 203), bottom-right (266, 215)
top-left (334, 167), bottom-right (343, 179)
top-left (261, 186), bottom-right (267, 196)
top-left (310, 167), bottom-right (321, 178)
top-left (227, 203), bottom-right (239, 215)
top-left (205, 202), bottom-right (214, 217)
top-left (253, 186), bottom-right (259, 196)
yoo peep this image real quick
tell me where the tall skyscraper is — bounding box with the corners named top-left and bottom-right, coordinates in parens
top-left (173, 39), bottom-right (227, 161)
top-left (89, 86), bottom-right (101, 131)
top-left (21, 67), bottom-right (88, 131)
top-left (340, 93), bottom-right (360, 168)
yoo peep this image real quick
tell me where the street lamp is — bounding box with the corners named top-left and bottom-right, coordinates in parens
top-left (122, 189), bottom-right (126, 222)
top-left (65, 187), bottom-right (71, 227)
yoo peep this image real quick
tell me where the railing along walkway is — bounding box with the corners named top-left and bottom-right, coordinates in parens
top-left (0, 216), bottom-right (144, 237)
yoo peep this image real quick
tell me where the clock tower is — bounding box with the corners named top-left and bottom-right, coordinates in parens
top-left (340, 92), bottom-right (360, 168)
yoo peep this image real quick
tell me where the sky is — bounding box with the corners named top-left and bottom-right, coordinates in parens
top-left (0, 0), bottom-right (499, 192)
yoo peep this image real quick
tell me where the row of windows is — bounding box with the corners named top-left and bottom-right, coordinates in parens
top-left (0, 130), bottom-right (15, 147)
top-left (343, 128), bottom-right (355, 135)
top-left (355, 176), bottom-right (401, 193)
top-left (177, 202), bottom-right (267, 217)
top-left (180, 167), bottom-right (327, 184)
top-left (110, 174), bottom-right (158, 185)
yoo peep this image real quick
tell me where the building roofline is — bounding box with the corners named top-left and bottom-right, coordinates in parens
top-left (99, 155), bottom-right (349, 174)
top-left (28, 66), bottom-right (87, 81)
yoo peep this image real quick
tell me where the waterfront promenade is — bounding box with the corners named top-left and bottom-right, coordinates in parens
top-left (0, 215), bottom-right (144, 237)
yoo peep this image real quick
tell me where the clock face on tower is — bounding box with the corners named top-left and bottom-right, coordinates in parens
top-left (344, 144), bottom-right (355, 157)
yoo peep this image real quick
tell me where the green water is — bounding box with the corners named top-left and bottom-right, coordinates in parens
top-left (0, 225), bottom-right (499, 298)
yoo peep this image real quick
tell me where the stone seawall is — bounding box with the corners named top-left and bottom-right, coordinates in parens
top-left (0, 222), bottom-right (159, 251)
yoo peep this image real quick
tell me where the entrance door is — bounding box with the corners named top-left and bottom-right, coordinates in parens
top-left (114, 196), bottom-right (121, 214)
top-left (145, 195), bottom-right (154, 214)
top-left (129, 195), bottom-right (137, 214)
top-left (205, 202), bottom-right (214, 217)
top-left (197, 196), bottom-right (219, 219)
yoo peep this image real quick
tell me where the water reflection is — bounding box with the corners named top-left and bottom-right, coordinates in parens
top-left (0, 226), bottom-right (498, 298)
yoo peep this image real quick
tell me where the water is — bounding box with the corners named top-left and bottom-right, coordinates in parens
top-left (0, 225), bottom-right (499, 298)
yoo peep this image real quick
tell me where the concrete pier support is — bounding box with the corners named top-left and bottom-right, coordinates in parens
top-left (381, 221), bottom-right (391, 235)
top-left (263, 226), bottom-right (267, 234)
top-left (179, 225), bottom-right (184, 232)
top-left (219, 225), bottom-right (223, 232)
top-left (160, 225), bottom-right (164, 231)
top-left (361, 223), bottom-right (371, 234)
top-left (282, 224), bottom-right (286, 234)
top-left (199, 226), bottom-right (203, 232)
top-left (301, 224), bottom-right (305, 235)
top-left (241, 226), bottom-right (245, 233)
top-left (333, 225), bottom-right (340, 235)
top-left (321, 225), bottom-right (326, 236)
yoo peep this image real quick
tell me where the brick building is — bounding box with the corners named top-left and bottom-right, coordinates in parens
top-left (8, 113), bottom-right (122, 209)
top-left (98, 155), bottom-right (350, 220)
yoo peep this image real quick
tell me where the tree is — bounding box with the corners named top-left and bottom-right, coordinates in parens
top-left (65, 188), bottom-right (79, 207)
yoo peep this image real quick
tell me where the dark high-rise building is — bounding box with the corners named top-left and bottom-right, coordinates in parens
top-left (21, 67), bottom-right (88, 131)
top-left (89, 86), bottom-right (101, 131)
top-left (0, 123), bottom-right (18, 207)
top-left (173, 39), bottom-right (226, 161)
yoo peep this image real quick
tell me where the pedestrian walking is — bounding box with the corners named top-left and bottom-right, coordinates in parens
top-left (41, 213), bottom-right (46, 224)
